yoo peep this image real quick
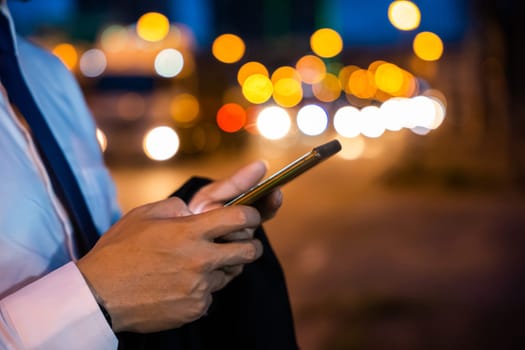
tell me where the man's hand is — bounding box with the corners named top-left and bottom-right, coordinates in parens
top-left (189, 160), bottom-right (283, 221)
top-left (76, 197), bottom-right (262, 333)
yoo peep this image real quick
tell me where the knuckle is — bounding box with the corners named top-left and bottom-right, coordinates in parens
top-left (185, 274), bottom-right (210, 298)
top-left (193, 255), bottom-right (214, 272)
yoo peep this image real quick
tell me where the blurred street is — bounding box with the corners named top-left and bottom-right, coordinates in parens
top-left (9, 0), bottom-right (525, 348)
top-left (109, 139), bottom-right (525, 350)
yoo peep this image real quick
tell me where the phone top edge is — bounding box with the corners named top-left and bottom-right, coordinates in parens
top-left (314, 139), bottom-right (342, 159)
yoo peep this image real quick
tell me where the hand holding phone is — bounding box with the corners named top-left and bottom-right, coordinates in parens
top-left (224, 139), bottom-right (342, 207)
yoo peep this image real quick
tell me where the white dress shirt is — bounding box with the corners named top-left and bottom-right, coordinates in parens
top-left (0, 4), bottom-right (121, 349)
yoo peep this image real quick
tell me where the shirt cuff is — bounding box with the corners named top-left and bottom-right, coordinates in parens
top-left (0, 262), bottom-right (118, 350)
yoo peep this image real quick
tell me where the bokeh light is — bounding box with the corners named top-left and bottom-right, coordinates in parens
top-left (154, 48), bottom-right (184, 78)
top-left (271, 66), bottom-right (302, 84)
top-left (242, 74), bottom-right (273, 104)
top-left (334, 106), bottom-right (362, 138)
top-left (256, 106), bottom-right (291, 140)
top-left (216, 103), bottom-right (246, 133)
top-left (170, 93), bottom-right (200, 124)
top-left (143, 126), bottom-right (180, 161)
top-left (296, 55), bottom-right (326, 84)
top-left (394, 69), bottom-right (418, 97)
top-left (96, 128), bottom-right (107, 152)
top-left (296, 104), bottom-right (328, 136)
top-left (100, 25), bottom-right (128, 52)
top-left (310, 28), bottom-right (343, 58)
top-left (273, 78), bottom-right (303, 108)
top-left (413, 32), bottom-right (444, 61)
top-left (338, 65), bottom-right (360, 94)
top-left (79, 49), bottom-right (107, 77)
top-left (374, 63), bottom-right (404, 94)
top-left (406, 95), bottom-right (438, 129)
top-left (237, 61), bottom-right (269, 86)
top-left (427, 96), bottom-right (446, 129)
top-left (212, 33), bottom-right (245, 64)
top-left (52, 43), bottom-right (78, 70)
top-left (136, 12), bottom-right (170, 42)
top-left (388, 1), bottom-right (421, 31)
top-left (359, 105), bottom-right (385, 138)
top-left (348, 69), bottom-right (376, 99)
top-left (379, 97), bottom-right (407, 131)
top-left (312, 73), bottom-right (341, 102)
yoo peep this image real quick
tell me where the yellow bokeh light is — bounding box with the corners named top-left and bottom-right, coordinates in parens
top-left (394, 70), bottom-right (418, 97)
top-left (413, 31), bottom-right (444, 61)
top-left (312, 73), bottom-right (341, 102)
top-left (212, 33), bottom-right (245, 64)
top-left (136, 12), bottom-right (170, 42)
top-left (52, 43), bottom-right (78, 70)
top-left (388, 1), bottom-right (421, 31)
top-left (310, 28), bottom-right (343, 58)
top-left (170, 93), bottom-right (200, 124)
top-left (368, 60), bottom-right (388, 73)
top-left (237, 61), bottom-right (269, 86)
top-left (242, 74), bottom-right (273, 104)
top-left (273, 78), bottom-right (303, 108)
top-left (271, 66), bottom-right (301, 84)
top-left (374, 63), bottom-right (404, 94)
top-left (348, 69), bottom-right (376, 99)
top-left (296, 55), bottom-right (326, 84)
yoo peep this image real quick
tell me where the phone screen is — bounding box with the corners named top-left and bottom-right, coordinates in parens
top-left (224, 139), bottom-right (341, 206)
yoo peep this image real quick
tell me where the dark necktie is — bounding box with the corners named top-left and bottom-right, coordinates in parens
top-left (0, 13), bottom-right (100, 255)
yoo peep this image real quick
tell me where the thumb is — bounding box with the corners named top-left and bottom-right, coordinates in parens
top-left (190, 160), bottom-right (268, 213)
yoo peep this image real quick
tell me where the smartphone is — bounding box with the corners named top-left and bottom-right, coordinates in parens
top-left (224, 139), bottom-right (342, 206)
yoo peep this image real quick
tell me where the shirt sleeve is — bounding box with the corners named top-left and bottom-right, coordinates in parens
top-left (0, 262), bottom-right (118, 350)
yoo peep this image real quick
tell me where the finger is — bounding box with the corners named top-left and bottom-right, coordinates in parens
top-left (207, 270), bottom-right (234, 292)
top-left (211, 239), bottom-right (263, 268)
top-left (190, 160), bottom-right (267, 212)
top-left (139, 197), bottom-right (192, 219)
top-left (221, 265), bottom-right (243, 277)
top-left (219, 228), bottom-right (255, 242)
top-left (196, 206), bottom-right (261, 240)
top-left (254, 189), bottom-right (283, 221)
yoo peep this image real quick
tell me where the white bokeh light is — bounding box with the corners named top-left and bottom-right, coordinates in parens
top-left (143, 126), bottom-right (180, 161)
top-left (359, 106), bottom-right (385, 138)
top-left (333, 106), bottom-right (361, 138)
top-left (296, 104), bottom-right (328, 136)
top-left (428, 96), bottom-right (446, 129)
top-left (154, 49), bottom-right (184, 78)
top-left (80, 49), bottom-right (107, 77)
top-left (256, 106), bottom-right (291, 140)
top-left (380, 98), bottom-right (407, 131)
top-left (96, 128), bottom-right (107, 152)
top-left (410, 96), bottom-right (437, 129)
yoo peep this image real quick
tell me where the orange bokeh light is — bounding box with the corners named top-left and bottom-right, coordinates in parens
top-left (296, 55), bottom-right (326, 84)
top-left (52, 43), bottom-right (78, 70)
top-left (216, 103), bottom-right (247, 133)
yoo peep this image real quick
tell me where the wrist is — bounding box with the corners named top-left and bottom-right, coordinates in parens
top-left (76, 260), bottom-right (113, 329)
